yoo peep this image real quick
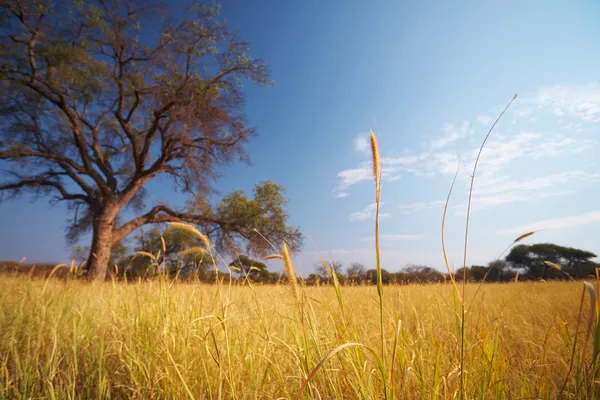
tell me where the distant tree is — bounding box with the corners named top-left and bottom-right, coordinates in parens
top-left (229, 255), bottom-right (268, 278)
top-left (131, 226), bottom-right (214, 276)
top-left (0, 0), bottom-right (302, 281)
top-left (365, 268), bottom-right (392, 284)
top-left (402, 264), bottom-right (437, 274)
top-left (506, 243), bottom-right (597, 279)
top-left (398, 264), bottom-right (443, 283)
top-left (315, 261), bottom-right (344, 279)
top-left (347, 262), bottom-right (366, 278)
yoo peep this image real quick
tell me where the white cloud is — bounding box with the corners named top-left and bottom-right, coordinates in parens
top-left (350, 203), bottom-right (391, 221)
top-left (431, 121), bottom-right (474, 149)
top-left (334, 166), bottom-right (371, 197)
top-left (353, 133), bottom-right (370, 153)
top-left (477, 115), bottom-right (491, 125)
top-left (474, 171), bottom-right (600, 197)
top-left (334, 155), bottom-right (421, 197)
top-left (398, 200), bottom-right (446, 214)
top-left (531, 83), bottom-right (600, 122)
top-left (497, 211), bottom-right (600, 235)
top-left (334, 83), bottom-right (600, 201)
top-left (382, 155), bottom-right (419, 166)
top-left (362, 233), bottom-right (425, 242)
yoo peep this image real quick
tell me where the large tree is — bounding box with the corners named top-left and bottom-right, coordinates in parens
top-left (0, 0), bottom-right (302, 280)
top-left (506, 243), bottom-right (597, 278)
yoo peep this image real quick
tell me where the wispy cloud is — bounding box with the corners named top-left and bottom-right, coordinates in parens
top-left (474, 171), bottom-right (600, 197)
top-left (362, 233), bottom-right (425, 242)
top-left (350, 202), bottom-right (391, 221)
top-left (334, 83), bottom-right (599, 203)
top-left (334, 166), bottom-right (371, 198)
top-left (353, 132), bottom-right (370, 153)
top-left (477, 115), bottom-right (491, 125)
top-left (398, 200), bottom-right (446, 214)
top-left (497, 211), bottom-right (600, 235)
top-left (530, 83), bottom-right (600, 122)
top-left (430, 121), bottom-right (474, 149)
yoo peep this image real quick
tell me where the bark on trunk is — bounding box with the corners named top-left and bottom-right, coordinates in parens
top-left (87, 208), bottom-right (118, 281)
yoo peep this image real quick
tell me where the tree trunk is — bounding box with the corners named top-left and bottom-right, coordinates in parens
top-left (87, 207), bottom-right (118, 281)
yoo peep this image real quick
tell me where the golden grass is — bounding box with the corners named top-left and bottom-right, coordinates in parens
top-left (3, 94), bottom-right (597, 399)
top-left (0, 277), bottom-right (596, 399)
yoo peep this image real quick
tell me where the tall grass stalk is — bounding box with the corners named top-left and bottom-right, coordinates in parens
top-left (369, 131), bottom-right (387, 396)
top-left (459, 94), bottom-right (517, 398)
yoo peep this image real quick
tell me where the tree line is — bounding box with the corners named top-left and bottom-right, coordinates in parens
top-left (60, 240), bottom-right (596, 284)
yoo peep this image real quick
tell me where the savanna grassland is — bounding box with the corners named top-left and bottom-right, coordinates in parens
top-left (0, 275), bottom-right (597, 399)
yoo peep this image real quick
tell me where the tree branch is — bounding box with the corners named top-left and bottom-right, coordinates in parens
top-left (0, 176), bottom-right (88, 202)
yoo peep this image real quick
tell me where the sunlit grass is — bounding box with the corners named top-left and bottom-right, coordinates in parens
top-left (0, 276), bottom-right (596, 399)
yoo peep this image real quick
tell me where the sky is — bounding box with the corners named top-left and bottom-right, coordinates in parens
top-left (1, 0), bottom-right (600, 276)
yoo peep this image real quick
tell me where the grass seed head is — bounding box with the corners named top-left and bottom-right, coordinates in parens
top-left (168, 222), bottom-right (211, 250)
top-left (282, 243), bottom-right (301, 303)
top-left (513, 231), bottom-right (535, 243)
top-left (369, 130), bottom-right (381, 197)
top-left (544, 261), bottom-right (562, 271)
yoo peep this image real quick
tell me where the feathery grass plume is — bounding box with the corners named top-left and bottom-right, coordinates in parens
top-left (514, 231), bottom-right (535, 243)
top-left (136, 251), bottom-right (158, 261)
top-left (370, 131), bottom-right (381, 200)
top-left (544, 261), bottom-right (562, 271)
top-left (282, 242), bottom-right (301, 303)
top-left (369, 131), bottom-right (383, 298)
top-left (178, 247), bottom-right (206, 257)
top-left (514, 271), bottom-right (519, 283)
top-left (168, 222), bottom-right (211, 250)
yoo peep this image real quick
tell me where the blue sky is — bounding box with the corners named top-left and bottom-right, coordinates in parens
top-left (1, 0), bottom-right (600, 275)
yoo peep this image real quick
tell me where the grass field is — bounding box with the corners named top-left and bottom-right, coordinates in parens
top-left (0, 275), bottom-right (596, 399)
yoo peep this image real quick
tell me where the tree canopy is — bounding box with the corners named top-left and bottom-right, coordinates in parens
top-left (506, 243), bottom-right (597, 278)
top-left (0, 0), bottom-right (302, 279)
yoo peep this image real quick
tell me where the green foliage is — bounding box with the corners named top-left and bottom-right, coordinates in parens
top-left (134, 227), bottom-right (213, 275)
top-left (208, 181), bottom-right (303, 256)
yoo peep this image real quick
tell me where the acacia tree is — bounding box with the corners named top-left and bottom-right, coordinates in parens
top-left (0, 0), bottom-right (302, 280)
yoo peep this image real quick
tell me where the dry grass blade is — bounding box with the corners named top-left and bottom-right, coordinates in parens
top-left (135, 251), bottom-right (157, 261)
top-left (460, 93), bottom-right (517, 398)
top-left (264, 254), bottom-right (283, 260)
top-left (178, 247), bottom-right (206, 257)
top-left (584, 282), bottom-right (597, 341)
top-left (166, 347), bottom-right (196, 400)
top-left (441, 156), bottom-right (462, 300)
top-left (559, 285), bottom-right (587, 397)
top-left (390, 319), bottom-right (402, 394)
top-left (295, 342), bottom-right (366, 400)
top-left (41, 264), bottom-right (66, 296)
